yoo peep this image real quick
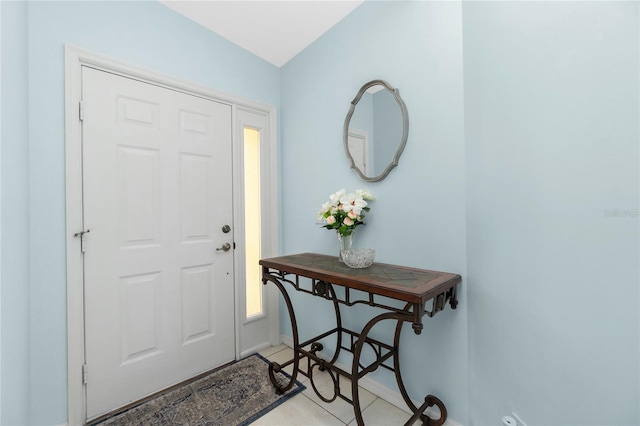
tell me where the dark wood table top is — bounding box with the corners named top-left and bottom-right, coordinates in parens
top-left (260, 253), bottom-right (461, 305)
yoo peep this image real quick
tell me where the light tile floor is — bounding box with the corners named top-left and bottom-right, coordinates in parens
top-left (254, 345), bottom-right (418, 426)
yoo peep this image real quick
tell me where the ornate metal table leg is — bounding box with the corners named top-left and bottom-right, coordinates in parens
top-left (262, 273), bottom-right (300, 394)
top-left (394, 303), bottom-right (448, 426)
top-left (403, 395), bottom-right (447, 426)
top-left (314, 281), bottom-right (344, 366)
top-left (351, 311), bottom-right (409, 426)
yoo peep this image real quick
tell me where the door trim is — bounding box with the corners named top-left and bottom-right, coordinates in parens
top-left (64, 45), bottom-right (279, 425)
top-left (234, 107), bottom-right (280, 358)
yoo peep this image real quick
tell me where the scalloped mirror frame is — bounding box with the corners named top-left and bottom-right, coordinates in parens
top-left (343, 79), bottom-right (409, 182)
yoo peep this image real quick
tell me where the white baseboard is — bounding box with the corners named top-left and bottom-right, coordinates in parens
top-left (240, 341), bottom-right (274, 359)
top-left (280, 334), bottom-right (461, 426)
top-left (279, 334), bottom-right (293, 349)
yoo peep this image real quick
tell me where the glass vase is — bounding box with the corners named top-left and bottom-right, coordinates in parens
top-left (338, 232), bottom-right (353, 262)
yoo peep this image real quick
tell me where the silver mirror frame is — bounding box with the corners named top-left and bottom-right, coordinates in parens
top-left (343, 79), bottom-right (409, 182)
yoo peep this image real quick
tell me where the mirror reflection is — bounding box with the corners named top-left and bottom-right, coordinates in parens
top-left (344, 80), bottom-right (408, 182)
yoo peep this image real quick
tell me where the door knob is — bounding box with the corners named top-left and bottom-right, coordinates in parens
top-left (216, 242), bottom-right (231, 252)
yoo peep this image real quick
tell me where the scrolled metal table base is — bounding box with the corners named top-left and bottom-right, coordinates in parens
top-left (262, 272), bottom-right (449, 426)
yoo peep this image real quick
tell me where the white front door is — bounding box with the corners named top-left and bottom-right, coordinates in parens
top-left (81, 66), bottom-right (235, 419)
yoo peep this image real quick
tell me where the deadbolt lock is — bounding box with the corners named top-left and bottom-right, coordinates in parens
top-left (222, 225), bottom-right (231, 233)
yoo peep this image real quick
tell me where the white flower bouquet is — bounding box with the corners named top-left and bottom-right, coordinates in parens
top-left (317, 189), bottom-right (375, 237)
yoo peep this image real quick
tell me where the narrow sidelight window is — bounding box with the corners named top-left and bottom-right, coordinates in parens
top-left (244, 127), bottom-right (262, 318)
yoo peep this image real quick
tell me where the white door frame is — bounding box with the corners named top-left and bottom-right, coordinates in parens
top-left (234, 107), bottom-right (280, 358)
top-left (64, 45), bottom-right (279, 425)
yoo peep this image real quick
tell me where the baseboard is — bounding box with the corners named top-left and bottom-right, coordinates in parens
top-left (240, 341), bottom-right (274, 359)
top-left (279, 334), bottom-right (293, 350)
top-left (280, 334), bottom-right (462, 426)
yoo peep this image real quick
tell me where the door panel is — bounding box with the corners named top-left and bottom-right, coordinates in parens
top-left (82, 67), bottom-right (235, 419)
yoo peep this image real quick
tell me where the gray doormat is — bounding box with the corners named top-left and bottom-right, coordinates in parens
top-left (94, 353), bottom-right (305, 426)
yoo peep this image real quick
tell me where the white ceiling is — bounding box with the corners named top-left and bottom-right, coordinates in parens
top-left (160, 0), bottom-right (365, 67)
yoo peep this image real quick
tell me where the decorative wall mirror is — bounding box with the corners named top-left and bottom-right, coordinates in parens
top-left (343, 80), bottom-right (409, 182)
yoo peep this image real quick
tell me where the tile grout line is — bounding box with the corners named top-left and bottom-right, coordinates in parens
top-left (299, 393), bottom-right (350, 425)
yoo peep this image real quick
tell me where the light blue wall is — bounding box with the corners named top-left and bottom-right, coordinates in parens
top-left (0, 4), bottom-right (2, 420)
top-left (281, 1), bottom-right (469, 422)
top-left (463, 2), bottom-right (639, 425)
top-left (281, 1), bottom-right (639, 425)
top-left (1, 1), bottom-right (31, 424)
top-left (2, 1), bottom-right (280, 424)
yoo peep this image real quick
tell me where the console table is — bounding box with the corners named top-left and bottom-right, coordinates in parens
top-left (260, 253), bottom-right (461, 426)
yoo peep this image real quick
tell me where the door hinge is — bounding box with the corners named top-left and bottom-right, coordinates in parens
top-left (79, 101), bottom-right (84, 121)
top-left (82, 364), bottom-right (88, 385)
top-left (74, 229), bottom-right (90, 253)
